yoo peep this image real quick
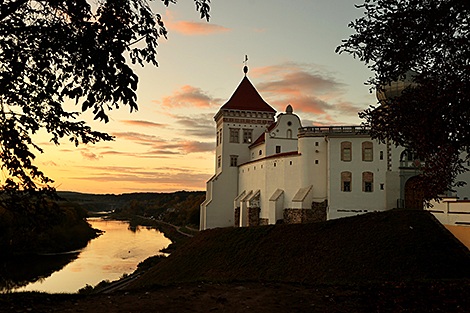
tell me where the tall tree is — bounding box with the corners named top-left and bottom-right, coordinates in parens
top-left (336, 0), bottom-right (470, 202)
top-left (0, 0), bottom-right (210, 192)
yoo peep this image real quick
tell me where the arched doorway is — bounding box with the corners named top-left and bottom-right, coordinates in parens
top-left (404, 176), bottom-right (424, 209)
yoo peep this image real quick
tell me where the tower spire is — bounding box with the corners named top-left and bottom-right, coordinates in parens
top-left (243, 55), bottom-right (249, 76)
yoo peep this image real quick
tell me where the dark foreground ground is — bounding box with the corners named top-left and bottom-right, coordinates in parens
top-left (2, 280), bottom-right (470, 312)
top-left (4, 210), bottom-right (470, 312)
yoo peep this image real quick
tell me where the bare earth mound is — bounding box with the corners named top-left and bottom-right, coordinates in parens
top-left (131, 209), bottom-right (470, 287)
top-left (3, 209), bottom-right (470, 312)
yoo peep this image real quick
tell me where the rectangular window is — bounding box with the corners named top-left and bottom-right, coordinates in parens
top-left (216, 130), bottom-right (219, 146)
top-left (341, 141), bottom-right (352, 161)
top-left (380, 151), bottom-right (384, 160)
top-left (363, 172), bottom-right (374, 192)
top-left (341, 171), bottom-right (352, 192)
top-left (230, 128), bottom-right (239, 143)
top-left (276, 146), bottom-right (281, 154)
top-left (230, 156), bottom-right (238, 167)
top-left (343, 148), bottom-right (351, 161)
top-left (217, 156), bottom-right (221, 168)
top-left (243, 129), bottom-right (253, 144)
top-left (362, 142), bottom-right (373, 161)
top-left (364, 148), bottom-right (373, 161)
top-left (219, 129), bottom-right (222, 145)
top-left (380, 183), bottom-right (384, 190)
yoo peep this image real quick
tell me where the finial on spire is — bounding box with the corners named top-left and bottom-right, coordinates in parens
top-left (243, 55), bottom-right (248, 76)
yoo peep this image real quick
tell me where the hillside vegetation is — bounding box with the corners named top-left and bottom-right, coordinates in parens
top-left (130, 209), bottom-right (470, 288)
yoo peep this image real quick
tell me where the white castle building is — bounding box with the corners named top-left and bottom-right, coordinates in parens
top-left (200, 68), bottom-right (470, 230)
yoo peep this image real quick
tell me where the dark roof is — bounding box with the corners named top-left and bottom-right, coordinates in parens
top-left (220, 76), bottom-right (276, 112)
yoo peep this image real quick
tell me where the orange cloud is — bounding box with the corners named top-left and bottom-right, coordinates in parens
top-left (168, 20), bottom-right (231, 35)
top-left (154, 85), bottom-right (222, 110)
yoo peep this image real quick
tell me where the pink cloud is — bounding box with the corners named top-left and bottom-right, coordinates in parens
top-left (81, 150), bottom-right (102, 161)
top-left (154, 85), bottom-right (222, 109)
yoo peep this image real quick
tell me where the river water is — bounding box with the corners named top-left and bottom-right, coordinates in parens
top-left (2, 218), bottom-right (171, 294)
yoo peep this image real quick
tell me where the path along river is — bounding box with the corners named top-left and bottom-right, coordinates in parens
top-left (2, 218), bottom-right (171, 294)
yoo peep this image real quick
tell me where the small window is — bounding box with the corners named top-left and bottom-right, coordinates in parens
top-left (287, 121), bottom-right (292, 126)
top-left (380, 151), bottom-right (384, 160)
top-left (276, 146), bottom-right (281, 154)
top-left (341, 141), bottom-right (352, 161)
top-left (363, 172), bottom-right (374, 192)
top-left (216, 130), bottom-right (219, 146)
top-left (362, 142), bottom-right (373, 161)
top-left (380, 183), bottom-right (384, 190)
top-left (230, 156), bottom-right (238, 167)
top-left (315, 160), bottom-right (319, 164)
top-left (315, 142), bottom-right (319, 146)
top-left (343, 148), bottom-right (351, 161)
top-left (290, 161), bottom-right (292, 165)
top-left (217, 156), bottom-right (221, 168)
top-left (243, 129), bottom-right (253, 143)
top-left (274, 162), bottom-right (277, 167)
top-left (230, 128), bottom-right (239, 143)
top-left (341, 171), bottom-right (352, 192)
top-left (259, 150), bottom-right (262, 155)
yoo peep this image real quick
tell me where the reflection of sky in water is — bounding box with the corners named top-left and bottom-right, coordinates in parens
top-left (16, 218), bottom-right (171, 293)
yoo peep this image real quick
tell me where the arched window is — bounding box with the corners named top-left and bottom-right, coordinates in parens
top-left (362, 141), bottom-right (373, 161)
top-left (341, 141), bottom-right (352, 161)
top-left (287, 129), bottom-right (292, 138)
top-left (341, 171), bottom-right (352, 192)
top-left (363, 172), bottom-right (374, 192)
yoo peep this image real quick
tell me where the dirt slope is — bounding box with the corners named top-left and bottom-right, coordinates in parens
top-left (130, 209), bottom-right (470, 288)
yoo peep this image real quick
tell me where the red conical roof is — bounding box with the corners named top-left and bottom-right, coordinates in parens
top-left (220, 76), bottom-right (276, 112)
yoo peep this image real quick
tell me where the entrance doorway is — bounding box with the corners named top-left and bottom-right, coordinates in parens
top-left (404, 176), bottom-right (424, 209)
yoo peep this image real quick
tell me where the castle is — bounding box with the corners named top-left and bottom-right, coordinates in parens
top-left (200, 68), bottom-right (470, 230)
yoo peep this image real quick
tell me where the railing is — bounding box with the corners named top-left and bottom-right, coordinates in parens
top-left (298, 126), bottom-right (371, 136)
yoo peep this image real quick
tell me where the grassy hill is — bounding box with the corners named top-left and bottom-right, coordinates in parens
top-left (130, 209), bottom-right (470, 288)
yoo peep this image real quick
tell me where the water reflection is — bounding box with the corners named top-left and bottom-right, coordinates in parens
top-left (0, 252), bottom-right (79, 292)
top-left (1, 218), bottom-right (171, 293)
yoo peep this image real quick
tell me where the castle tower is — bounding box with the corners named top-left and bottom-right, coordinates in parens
top-left (200, 67), bottom-right (276, 230)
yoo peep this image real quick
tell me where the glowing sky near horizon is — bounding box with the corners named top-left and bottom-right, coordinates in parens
top-left (29, 0), bottom-right (377, 194)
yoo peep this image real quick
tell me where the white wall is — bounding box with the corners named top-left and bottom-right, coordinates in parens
top-left (328, 136), bottom-right (388, 219)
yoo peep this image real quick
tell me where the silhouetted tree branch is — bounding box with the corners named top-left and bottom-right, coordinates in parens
top-left (0, 0), bottom-right (210, 192)
top-left (337, 0), bottom-right (470, 202)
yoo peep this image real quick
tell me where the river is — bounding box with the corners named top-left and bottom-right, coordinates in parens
top-left (1, 218), bottom-right (171, 294)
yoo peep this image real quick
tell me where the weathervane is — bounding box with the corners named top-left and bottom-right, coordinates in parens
top-left (243, 55), bottom-right (248, 76)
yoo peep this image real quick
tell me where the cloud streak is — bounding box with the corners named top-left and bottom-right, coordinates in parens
top-left (165, 10), bottom-right (231, 36)
top-left (153, 85), bottom-right (222, 110)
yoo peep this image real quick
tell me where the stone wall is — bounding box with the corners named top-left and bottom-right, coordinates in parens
top-left (234, 207), bottom-right (240, 227)
top-left (247, 207), bottom-right (260, 226)
top-left (284, 200), bottom-right (327, 224)
top-left (311, 200), bottom-right (327, 222)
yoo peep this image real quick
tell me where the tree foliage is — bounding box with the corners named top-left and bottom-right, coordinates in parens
top-left (336, 0), bottom-right (470, 201)
top-left (0, 0), bottom-right (210, 191)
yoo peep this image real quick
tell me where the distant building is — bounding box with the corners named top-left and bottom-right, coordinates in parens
top-left (200, 68), bottom-right (470, 230)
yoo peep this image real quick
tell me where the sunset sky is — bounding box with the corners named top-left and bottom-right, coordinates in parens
top-left (32, 0), bottom-right (378, 194)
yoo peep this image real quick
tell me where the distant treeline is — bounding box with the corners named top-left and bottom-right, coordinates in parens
top-left (0, 198), bottom-right (100, 255)
top-left (111, 191), bottom-right (205, 227)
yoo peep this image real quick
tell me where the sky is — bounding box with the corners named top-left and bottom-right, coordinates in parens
top-left (31, 0), bottom-right (378, 194)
